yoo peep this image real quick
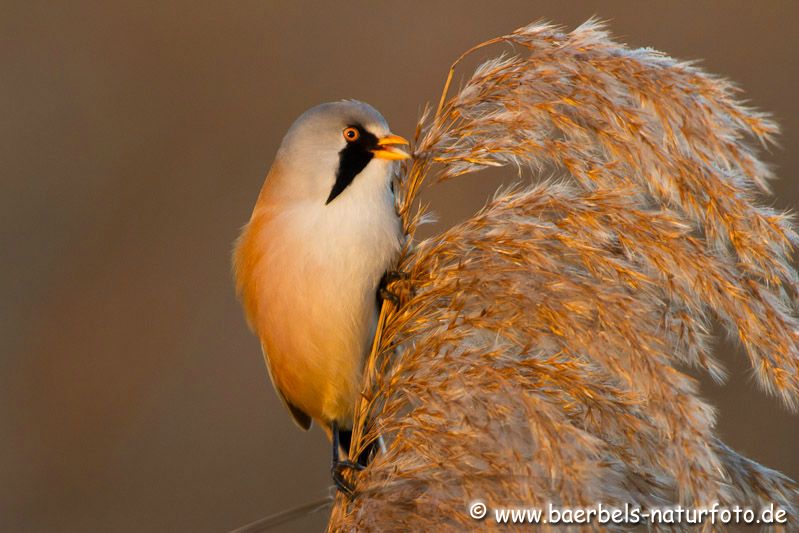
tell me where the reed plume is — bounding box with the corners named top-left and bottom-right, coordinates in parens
top-left (329, 19), bottom-right (799, 531)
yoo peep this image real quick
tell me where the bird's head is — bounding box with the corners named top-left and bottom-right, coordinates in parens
top-left (268, 100), bottom-right (409, 205)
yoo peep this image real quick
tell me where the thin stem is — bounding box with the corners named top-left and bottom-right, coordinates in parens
top-left (230, 496), bottom-right (332, 533)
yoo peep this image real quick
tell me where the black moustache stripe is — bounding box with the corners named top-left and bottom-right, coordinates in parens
top-left (326, 125), bottom-right (379, 204)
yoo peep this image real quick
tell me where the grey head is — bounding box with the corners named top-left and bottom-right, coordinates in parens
top-left (269, 100), bottom-right (409, 204)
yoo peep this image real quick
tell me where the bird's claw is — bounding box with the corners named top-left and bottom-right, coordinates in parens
top-left (331, 468), bottom-right (353, 496)
top-left (379, 286), bottom-right (400, 306)
top-left (379, 270), bottom-right (409, 306)
top-left (331, 459), bottom-right (363, 497)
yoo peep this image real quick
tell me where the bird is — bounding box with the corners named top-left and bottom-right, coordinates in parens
top-left (233, 100), bottom-right (410, 493)
top-left (231, 20), bottom-right (799, 531)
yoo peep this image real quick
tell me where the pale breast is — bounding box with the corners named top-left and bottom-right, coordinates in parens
top-left (243, 181), bottom-right (401, 425)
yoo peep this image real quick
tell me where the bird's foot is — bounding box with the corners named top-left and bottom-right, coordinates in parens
top-left (379, 270), bottom-right (409, 306)
top-left (331, 459), bottom-right (364, 497)
top-left (379, 286), bottom-right (400, 306)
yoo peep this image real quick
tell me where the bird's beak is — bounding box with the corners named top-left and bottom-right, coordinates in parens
top-left (372, 134), bottom-right (411, 160)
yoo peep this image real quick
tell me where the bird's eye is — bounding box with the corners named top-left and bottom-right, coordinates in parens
top-left (343, 127), bottom-right (360, 142)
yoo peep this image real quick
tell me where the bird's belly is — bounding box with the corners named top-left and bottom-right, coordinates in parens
top-left (253, 201), bottom-right (400, 426)
top-left (262, 262), bottom-right (376, 425)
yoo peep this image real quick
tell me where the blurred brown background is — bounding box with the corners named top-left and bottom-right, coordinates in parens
top-left (2, 1), bottom-right (798, 531)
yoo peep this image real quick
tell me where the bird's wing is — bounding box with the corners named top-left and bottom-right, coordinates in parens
top-left (261, 346), bottom-right (312, 430)
top-left (233, 215), bottom-right (313, 431)
top-left (333, 19), bottom-right (799, 529)
top-left (261, 346), bottom-right (312, 431)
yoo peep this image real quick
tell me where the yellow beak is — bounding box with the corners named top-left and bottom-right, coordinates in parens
top-left (372, 134), bottom-right (411, 160)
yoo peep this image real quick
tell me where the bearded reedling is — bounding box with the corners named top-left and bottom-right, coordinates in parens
top-left (233, 101), bottom-right (409, 494)
top-left (232, 18), bottom-right (799, 532)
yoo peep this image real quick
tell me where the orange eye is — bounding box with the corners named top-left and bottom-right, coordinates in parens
top-left (343, 127), bottom-right (360, 142)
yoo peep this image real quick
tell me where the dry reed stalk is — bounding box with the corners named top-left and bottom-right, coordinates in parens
top-left (329, 19), bottom-right (799, 531)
